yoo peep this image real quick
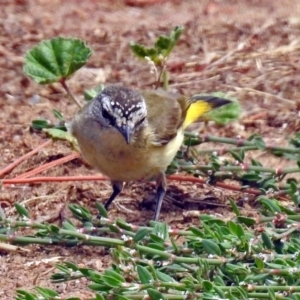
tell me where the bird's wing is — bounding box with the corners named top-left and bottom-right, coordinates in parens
top-left (141, 90), bottom-right (186, 146)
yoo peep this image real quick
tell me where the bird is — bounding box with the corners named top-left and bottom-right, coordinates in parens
top-left (69, 86), bottom-right (231, 221)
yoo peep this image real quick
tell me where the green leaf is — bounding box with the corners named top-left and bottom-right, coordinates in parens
top-left (23, 37), bottom-right (92, 84)
top-left (35, 287), bottom-right (58, 297)
top-left (102, 275), bottom-right (123, 288)
top-left (137, 265), bottom-right (153, 284)
top-left (104, 269), bottom-right (125, 283)
top-left (229, 199), bottom-right (240, 216)
top-left (255, 257), bottom-right (264, 269)
top-left (16, 290), bottom-right (36, 300)
top-left (43, 128), bottom-right (77, 145)
top-left (236, 216), bottom-right (256, 226)
top-left (261, 232), bottom-right (273, 250)
top-left (259, 197), bottom-right (281, 214)
top-left (95, 202), bottom-right (108, 218)
top-left (202, 280), bottom-right (213, 291)
top-left (147, 288), bottom-right (165, 300)
top-left (229, 149), bottom-right (244, 163)
top-left (236, 224), bottom-right (245, 239)
top-left (52, 109), bottom-right (64, 121)
top-left (133, 228), bottom-right (149, 242)
top-left (15, 203), bottom-right (30, 218)
top-left (228, 220), bottom-right (237, 235)
top-left (31, 119), bottom-right (50, 130)
top-left (155, 270), bottom-right (175, 282)
top-left (247, 134), bottom-right (266, 150)
top-left (202, 239), bottom-right (221, 255)
top-left (68, 204), bottom-right (92, 221)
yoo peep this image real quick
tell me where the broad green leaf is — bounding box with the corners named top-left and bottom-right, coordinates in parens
top-left (261, 232), bottom-right (273, 250)
top-left (15, 291), bottom-right (36, 300)
top-left (31, 119), bottom-right (50, 130)
top-left (88, 283), bottom-right (111, 292)
top-left (95, 202), bottom-right (108, 218)
top-left (15, 203), bottom-right (30, 218)
top-left (259, 197), bottom-right (281, 213)
top-left (147, 288), bottom-right (165, 300)
top-left (104, 270), bottom-right (125, 283)
top-left (137, 265), bottom-right (153, 284)
top-left (202, 239), bottom-right (221, 255)
top-left (133, 228), bottom-right (149, 242)
top-left (43, 128), bottom-right (78, 146)
top-left (102, 275), bottom-right (123, 287)
top-left (202, 280), bottom-right (213, 291)
top-left (155, 270), bottom-right (174, 282)
top-left (229, 199), bottom-right (240, 216)
top-left (23, 37), bottom-right (92, 84)
top-left (52, 109), bottom-right (64, 121)
top-left (35, 287), bottom-right (58, 297)
top-left (236, 216), bottom-right (256, 226)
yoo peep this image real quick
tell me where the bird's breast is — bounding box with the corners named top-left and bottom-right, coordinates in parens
top-left (72, 120), bottom-right (184, 182)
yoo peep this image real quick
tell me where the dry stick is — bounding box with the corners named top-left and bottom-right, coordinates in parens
top-left (0, 139), bottom-right (52, 178)
top-left (3, 175), bottom-right (107, 184)
top-left (168, 174), bottom-right (262, 195)
top-left (3, 174), bottom-right (261, 196)
top-left (14, 152), bottom-right (80, 179)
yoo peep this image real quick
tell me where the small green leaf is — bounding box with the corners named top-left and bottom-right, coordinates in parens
top-left (259, 197), bottom-right (281, 214)
top-left (137, 265), bottom-right (153, 284)
top-left (35, 287), bottom-right (58, 297)
top-left (255, 257), bottom-right (264, 269)
top-left (15, 203), bottom-right (30, 218)
top-left (261, 232), bottom-right (273, 250)
top-left (147, 288), bottom-right (165, 300)
top-left (229, 150), bottom-right (244, 163)
top-left (104, 269), bottom-right (125, 283)
top-left (228, 220), bottom-right (237, 235)
top-left (236, 224), bottom-right (245, 239)
top-left (102, 275), bottom-right (123, 287)
top-left (95, 202), bottom-right (108, 218)
top-left (202, 280), bottom-right (213, 291)
top-left (133, 228), bottom-right (149, 242)
top-left (23, 37), bottom-right (92, 84)
top-left (236, 216), bottom-right (256, 226)
top-left (52, 109), bottom-right (64, 121)
top-left (155, 270), bottom-right (174, 282)
top-left (16, 290), bottom-right (36, 300)
top-left (43, 128), bottom-right (77, 145)
top-left (229, 199), bottom-right (240, 216)
top-left (31, 119), bottom-right (50, 130)
top-left (202, 239), bottom-right (221, 255)
top-left (68, 204), bottom-right (92, 221)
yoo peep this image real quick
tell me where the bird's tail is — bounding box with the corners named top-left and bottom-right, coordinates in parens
top-left (183, 95), bottom-right (231, 129)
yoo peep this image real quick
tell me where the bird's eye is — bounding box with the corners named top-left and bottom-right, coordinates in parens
top-left (102, 109), bottom-right (115, 125)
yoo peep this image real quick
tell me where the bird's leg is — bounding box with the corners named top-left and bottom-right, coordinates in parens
top-left (153, 172), bottom-right (167, 221)
top-left (104, 181), bottom-right (123, 209)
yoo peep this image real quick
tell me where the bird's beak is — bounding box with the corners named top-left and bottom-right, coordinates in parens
top-left (118, 125), bottom-right (131, 144)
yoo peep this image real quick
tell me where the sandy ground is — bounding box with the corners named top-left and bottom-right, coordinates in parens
top-left (1, 0), bottom-right (300, 298)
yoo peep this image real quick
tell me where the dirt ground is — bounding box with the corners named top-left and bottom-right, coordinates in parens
top-left (1, 0), bottom-right (300, 299)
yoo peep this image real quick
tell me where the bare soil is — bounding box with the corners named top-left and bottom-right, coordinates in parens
top-left (1, 0), bottom-right (300, 298)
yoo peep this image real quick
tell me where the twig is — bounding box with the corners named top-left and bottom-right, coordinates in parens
top-left (0, 139), bottom-right (52, 178)
top-left (14, 152), bottom-right (80, 179)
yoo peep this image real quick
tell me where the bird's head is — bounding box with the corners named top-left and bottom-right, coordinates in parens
top-left (90, 86), bottom-right (147, 144)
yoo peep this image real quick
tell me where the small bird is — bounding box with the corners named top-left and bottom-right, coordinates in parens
top-left (69, 86), bottom-right (231, 221)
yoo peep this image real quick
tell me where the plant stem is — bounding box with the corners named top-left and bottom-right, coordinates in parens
top-left (60, 78), bottom-right (82, 108)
